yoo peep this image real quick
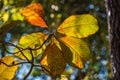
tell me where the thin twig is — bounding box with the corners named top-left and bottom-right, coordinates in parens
top-left (0, 34), bottom-right (53, 79)
top-left (1, 62), bottom-right (31, 67)
top-left (23, 48), bottom-right (34, 80)
top-left (0, 41), bottom-right (30, 62)
top-left (33, 64), bottom-right (41, 67)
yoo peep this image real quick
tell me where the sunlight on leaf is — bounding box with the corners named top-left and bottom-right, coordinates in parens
top-left (57, 14), bottom-right (98, 38)
top-left (0, 56), bottom-right (18, 80)
top-left (14, 2), bottom-right (99, 76)
top-left (0, 1), bottom-right (101, 79)
top-left (14, 32), bottom-right (48, 60)
top-left (59, 36), bottom-right (91, 68)
top-left (48, 36), bottom-right (86, 68)
top-left (2, 12), bottom-right (9, 22)
top-left (21, 3), bottom-right (48, 28)
top-left (40, 41), bottom-right (66, 77)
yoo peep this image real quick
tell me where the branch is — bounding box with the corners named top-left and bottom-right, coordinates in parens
top-left (23, 48), bottom-right (34, 80)
top-left (0, 41), bottom-right (30, 62)
top-left (0, 35), bottom-right (52, 79)
top-left (1, 61), bottom-right (31, 67)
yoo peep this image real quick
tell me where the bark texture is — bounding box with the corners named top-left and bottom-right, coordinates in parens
top-left (106, 0), bottom-right (120, 79)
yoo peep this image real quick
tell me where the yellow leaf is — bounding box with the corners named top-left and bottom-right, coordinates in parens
top-left (40, 42), bottom-right (66, 77)
top-left (59, 36), bottom-right (91, 68)
top-left (0, 56), bottom-right (18, 80)
top-left (2, 12), bottom-right (9, 22)
top-left (14, 32), bottom-right (48, 60)
top-left (21, 3), bottom-right (48, 28)
top-left (57, 14), bottom-right (98, 38)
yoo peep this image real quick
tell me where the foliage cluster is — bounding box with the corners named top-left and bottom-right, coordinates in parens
top-left (0, 0), bottom-right (110, 80)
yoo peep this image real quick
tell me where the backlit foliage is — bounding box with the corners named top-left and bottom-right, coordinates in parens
top-left (0, 56), bottom-right (18, 80)
top-left (0, 2), bottom-right (99, 79)
top-left (14, 3), bottom-right (98, 76)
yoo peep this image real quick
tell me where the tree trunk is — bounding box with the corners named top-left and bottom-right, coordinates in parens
top-left (105, 0), bottom-right (120, 79)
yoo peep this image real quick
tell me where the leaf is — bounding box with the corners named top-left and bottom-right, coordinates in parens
top-left (14, 32), bottom-right (48, 60)
top-left (59, 36), bottom-right (91, 68)
top-left (21, 3), bottom-right (48, 28)
top-left (2, 12), bottom-right (9, 22)
top-left (40, 42), bottom-right (66, 77)
top-left (57, 14), bottom-right (98, 38)
top-left (0, 56), bottom-right (18, 80)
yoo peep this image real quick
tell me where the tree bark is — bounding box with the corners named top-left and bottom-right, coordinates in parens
top-left (105, 0), bottom-right (120, 79)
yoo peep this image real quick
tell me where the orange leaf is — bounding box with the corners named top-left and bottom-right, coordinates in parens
top-left (21, 3), bottom-right (48, 28)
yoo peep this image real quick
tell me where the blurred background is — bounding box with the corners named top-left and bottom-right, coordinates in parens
top-left (0, 0), bottom-right (111, 80)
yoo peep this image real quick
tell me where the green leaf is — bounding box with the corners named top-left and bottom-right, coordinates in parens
top-left (14, 32), bottom-right (48, 60)
top-left (40, 41), bottom-right (66, 77)
top-left (0, 56), bottom-right (18, 80)
top-left (57, 14), bottom-right (98, 38)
